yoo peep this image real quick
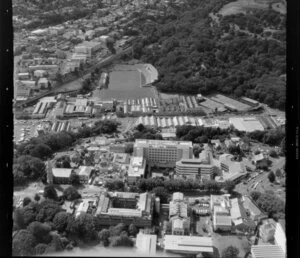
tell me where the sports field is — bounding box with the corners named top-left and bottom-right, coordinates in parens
top-left (94, 64), bottom-right (157, 101)
top-left (109, 70), bottom-right (142, 90)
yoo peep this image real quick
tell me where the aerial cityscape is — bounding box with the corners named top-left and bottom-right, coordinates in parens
top-left (12, 0), bottom-right (286, 257)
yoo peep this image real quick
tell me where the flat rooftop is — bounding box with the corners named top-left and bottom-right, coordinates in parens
top-left (251, 244), bottom-right (285, 258)
top-left (52, 168), bottom-right (72, 178)
top-left (135, 139), bottom-right (193, 147)
top-left (229, 117), bottom-right (265, 132)
top-left (164, 235), bottom-right (213, 253)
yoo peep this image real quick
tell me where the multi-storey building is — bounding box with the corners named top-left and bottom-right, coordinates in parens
top-left (175, 159), bottom-right (217, 181)
top-left (169, 192), bottom-right (190, 236)
top-left (134, 139), bottom-right (193, 167)
top-left (94, 192), bottom-right (154, 228)
top-left (127, 157), bottom-right (146, 184)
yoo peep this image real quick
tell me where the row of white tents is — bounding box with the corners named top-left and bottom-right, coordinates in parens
top-left (136, 116), bottom-right (205, 128)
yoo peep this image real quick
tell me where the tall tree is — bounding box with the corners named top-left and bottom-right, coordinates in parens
top-left (63, 186), bottom-right (81, 201)
top-left (12, 230), bottom-right (37, 256)
top-left (53, 212), bottom-right (71, 233)
top-left (43, 185), bottom-right (58, 200)
top-left (268, 171), bottom-right (276, 183)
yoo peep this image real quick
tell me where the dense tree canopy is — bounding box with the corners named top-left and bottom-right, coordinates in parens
top-left (133, 0), bottom-right (285, 110)
top-left (53, 212), bottom-right (71, 233)
top-left (36, 200), bottom-right (62, 223)
top-left (13, 156), bottom-right (46, 184)
top-left (29, 144), bottom-right (52, 160)
top-left (128, 224), bottom-right (138, 237)
top-left (222, 246), bottom-right (240, 258)
top-left (27, 221), bottom-right (52, 243)
top-left (252, 190), bottom-right (285, 219)
top-left (73, 213), bottom-right (97, 242)
top-left (12, 230), bottom-right (37, 256)
top-left (22, 204), bottom-right (39, 227)
top-left (110, 235), bottom-right (134, 247)
top-left (43, 185), bottom-right (58, 200)
top-left (105, 180), bottom-right (125, 191)
top-left (152, 186), bottom-right (170, 204)
top-left (35, 243), bottom-right (49, 255)
top-left (268, 171), bottom-right (276, 183)
top-left (63, 186), bottom-right (81, 201)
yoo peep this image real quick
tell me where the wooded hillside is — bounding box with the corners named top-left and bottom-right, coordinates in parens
top-left (133, 0), bottom-right (286, 110)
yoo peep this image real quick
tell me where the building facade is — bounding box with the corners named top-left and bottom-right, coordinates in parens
top-left (134, 139), bottom-right (193, 168)
top-left (175, 159), bottom-right (217, 181)
top-left (94, 192), bottom-right (154, 228)
top-left (127, 157), bottom-right (146, 184)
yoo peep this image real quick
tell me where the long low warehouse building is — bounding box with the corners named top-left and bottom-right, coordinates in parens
top-left (164, 235), bottom-right (213, 255)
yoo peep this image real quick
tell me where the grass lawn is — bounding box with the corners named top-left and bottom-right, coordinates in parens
top-left (212, 233), bottom-right (251, 258)
top-left (109, 70), bottom-right (141, 90)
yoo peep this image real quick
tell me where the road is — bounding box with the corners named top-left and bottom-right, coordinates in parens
top-left (235, 157), bottom-right (285, 198)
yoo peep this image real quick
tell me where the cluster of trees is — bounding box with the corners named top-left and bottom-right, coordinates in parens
top-left (132, 177), bottom-right (235, 196)
top-left (222, 246), bottom-right (240, 258)
top-left (250, 190), bottom-right (285, 220)
top-left (13, 192), bottom-right (105, 256)
top-left (128, 124), bottom-right (163, 141)
top-left (98, 223), bottom-right (136, 247)
top-left (14, 120), bottom-right (120, 186)
top-left (13, 156), bottom-right (46, 186)
top-left (247, 128), bottom-right (285, 147)
top-left (79, 78), bottom-right (93, 94)
top-left (105, 180), bottom-right (125, 192)
top-left (175, 125), bottom-right (285, 148)
top-left (55, 155), bottom-right (71, 168)
top-left (176, 125), bottom-right (233, 142)
top-left (132, 0), bottom-right (285, 110)
top-left (76, 120), bottom-right (120, 139)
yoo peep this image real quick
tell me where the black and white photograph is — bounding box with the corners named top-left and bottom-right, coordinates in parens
top-left (1, 0), bottom-right (296, 256)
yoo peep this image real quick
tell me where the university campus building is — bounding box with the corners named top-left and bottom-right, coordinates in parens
top-left (133, 139), bottom-right (193, 167)
top-left (94, 191), bottom-right (154, 227)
